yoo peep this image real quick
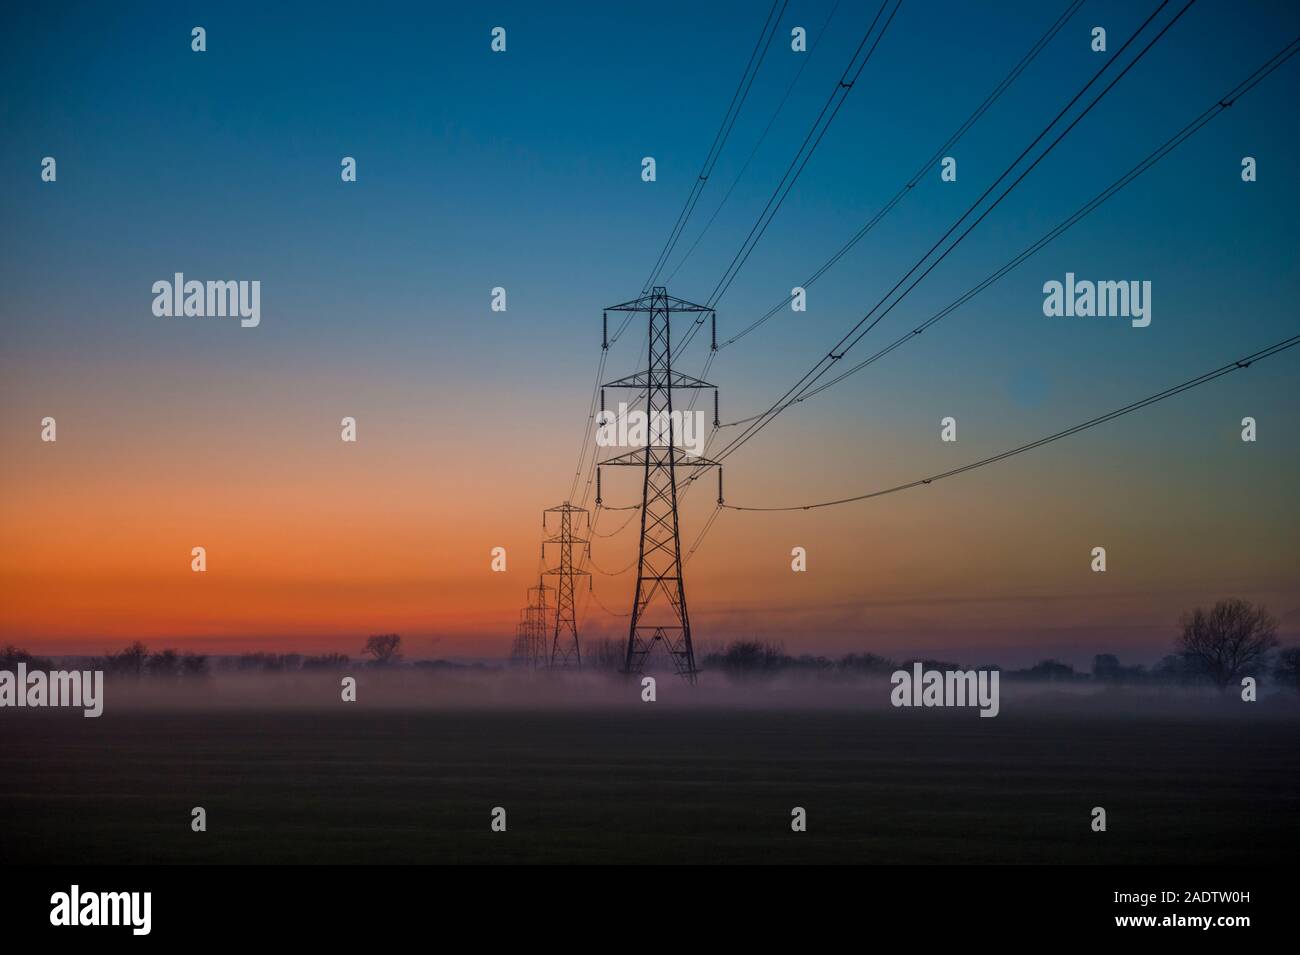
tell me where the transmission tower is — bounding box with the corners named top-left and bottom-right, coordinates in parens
top-left (524, 579), bottom-right (552, 668)
top-left (543, 503), bottom-right (590, 669)
top-left (510, 577), bottom-right (554, 667)
top-left (597, 286), bottom-right (723, 683)
top-left (510, 612), bottom-right (530, 665)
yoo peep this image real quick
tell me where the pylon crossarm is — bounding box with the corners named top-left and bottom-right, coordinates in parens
top-left (597, 448), bottom-right (721, 469)
top-left (543, 567), bottom-right (590, 577)
top-left (605, 293), bottom-right (711, 313)
top-left (601, 371), bottom-right (716, 390)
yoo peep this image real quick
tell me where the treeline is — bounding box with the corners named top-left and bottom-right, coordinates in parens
top-left (5, 600), bottom-right (1297, 691)
top-left (579, 599), bottom-right (1298, 691)
top-left (0, 633), bottom-right (474, 680)
top-left (694, 641), bottom-right (1299, 690)
top-left (0, 641), bottom-right (351, 680)
top-left (1, 642), bottom-right (215, 679)
top-left (685, 598), bottom-right (1298, 692)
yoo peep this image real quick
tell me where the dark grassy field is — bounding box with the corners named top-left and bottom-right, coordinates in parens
top-left (1, 706), bottom-right (1296, 864)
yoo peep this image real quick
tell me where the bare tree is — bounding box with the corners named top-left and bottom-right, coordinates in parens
top-left (1177, 599), bottom-right (1279, 691)
top-left (146, 649), bottom-right (180, 680)
top-left (108, 641), bottom-right (150, 678)
top-left (363, 633), bottom-right (402, 666)
top-left (0, 644), bottom-right (53, 670)
top-left (181, 653), bottom-right (210, 680)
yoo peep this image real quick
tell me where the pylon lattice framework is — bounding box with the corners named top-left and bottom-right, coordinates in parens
top-left (543, 503), bottom-right (590, 669)
top-left (524, 580), bottom-right (551, 668)
top-left (597, 286), bottom-right (723, 683)
top-left (510, 611), bottom-right (530, 664)
top-left (511, 580), bottom-right (551, 668)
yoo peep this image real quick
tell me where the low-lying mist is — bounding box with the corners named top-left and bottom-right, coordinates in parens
top-left (37, 666), bottom-right (1300, 718)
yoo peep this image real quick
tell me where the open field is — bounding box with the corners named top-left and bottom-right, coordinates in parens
top-left (2, 705), bottom-right (1297, 864)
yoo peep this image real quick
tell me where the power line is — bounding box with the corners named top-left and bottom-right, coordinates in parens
top-left (674, 0), bottom-right (1084, 424)
top-left (704, 0), bottom-right (902, 309)
top-left (714, 0), bottom-right (1189, 459)
top-left (567, 347), bottom-right (609, 501)
top-left (713, 0), bottom-right (1195, 465)
top-left (586, 550), bottom-right (639, 576)
top-left (666, 0), bottom-right (908, 406)
top-left (683, 504), bottom-right (724, 564)
top-left (589, 507), bottom-right (641, 537)
top-left (663, 0), bottom-right (846, 287)
top-left (585, 586), bottom-right (632, 619)
top-left (717, 0), bottom-right (1086, 350)
top-left (634, 0), bottom-right (901, 424)
top-left (721, 333), bottom-right (1300, 511)
top-left (641, 0), bottom-right (790, 295)
top-left (715, 34), bottom-right (1300, 428)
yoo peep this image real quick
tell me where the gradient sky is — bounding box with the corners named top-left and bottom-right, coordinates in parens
top-left (2, 0), bottom-right (1297, 667)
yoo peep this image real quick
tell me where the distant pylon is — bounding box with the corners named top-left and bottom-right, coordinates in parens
top-left (510, 578), bottom-right (553, 667)
top-left (543, 503), bottom-right (590, 669)
top-left (524, 579), bottom-right (552, 668)
top-left (597, 286), bottom-right (723, 683)
top-left (510, 613), bottom-right (530, 664)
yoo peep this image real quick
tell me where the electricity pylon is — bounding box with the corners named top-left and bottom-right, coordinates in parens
top-left (524, 579), bottom-right (552, 668)
top-left (510, 613), bottom-right (530, 664)
top-left (543, 504), bottom-right (589, 669)
top-left (511, 579), bottom-right (553, 667)
top-left (597, 286), bottom-right (723, 683)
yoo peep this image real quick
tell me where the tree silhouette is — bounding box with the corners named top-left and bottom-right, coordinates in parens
top-left (363, 633), bottom-right (402, 666)
top-left (1176, 598), bottom-right (1279, 691)
top-left (108, 641), bottom-right (149, 678)
top-left (147, 649), bottom-right (180, 679)
top-left (0, 644), bottom-right (52, 670)
top-left (707, 640), bottom-right (787, 679)
top-left (302, 653), bottom-right (350, 671)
